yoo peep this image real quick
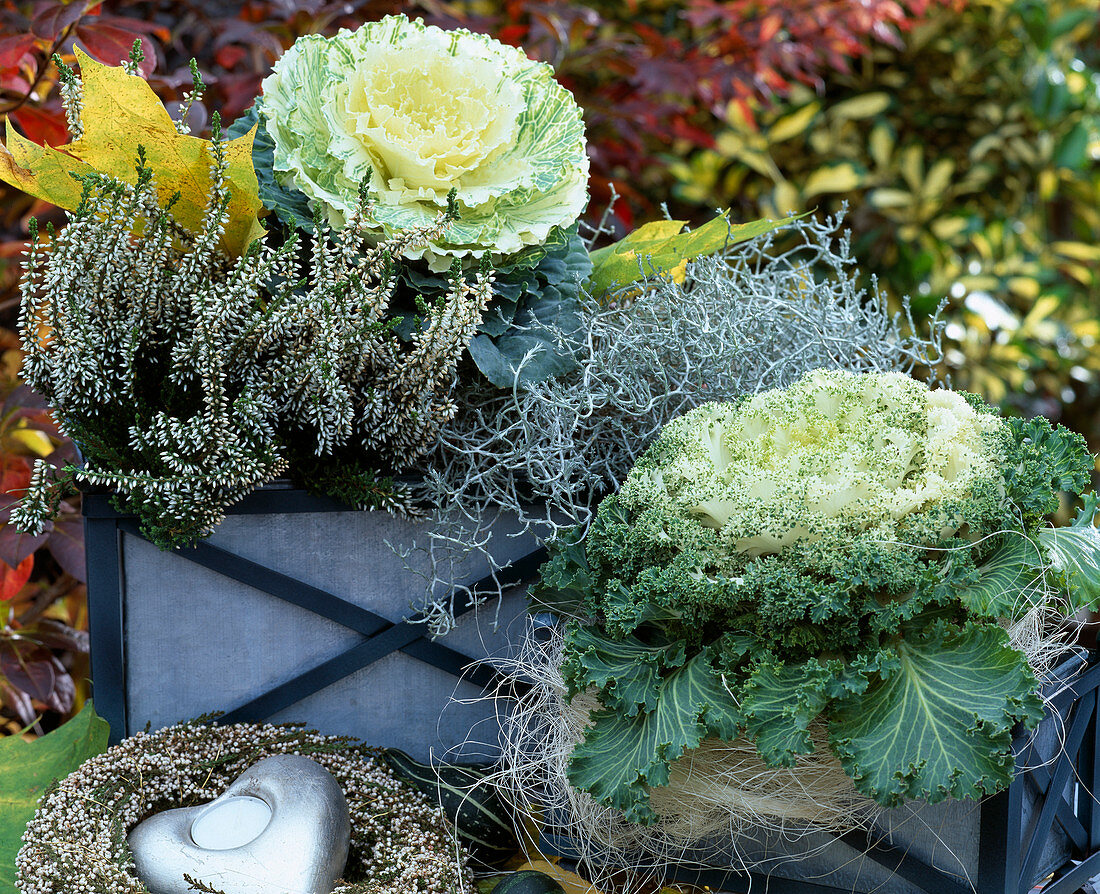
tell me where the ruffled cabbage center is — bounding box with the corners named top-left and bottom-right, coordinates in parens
top-left (628, 370), bottom-right (1007, 556)
top-left (260, 15), bottom-right (589, 265)
top-left (338, 40), bottom-right (525, 193)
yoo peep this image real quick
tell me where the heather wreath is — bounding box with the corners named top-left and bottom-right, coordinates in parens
top-left (258, 14), bottom-right (590, 269)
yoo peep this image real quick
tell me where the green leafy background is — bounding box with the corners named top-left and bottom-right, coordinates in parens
top-left (0, 703), bottom-right (108, 890)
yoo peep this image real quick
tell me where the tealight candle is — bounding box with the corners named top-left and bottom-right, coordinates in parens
top-left (190, 795), bottom-right (272, 850)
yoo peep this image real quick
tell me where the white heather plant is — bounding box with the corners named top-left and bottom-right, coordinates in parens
top-left (14, 129), bottom-right (492, 549)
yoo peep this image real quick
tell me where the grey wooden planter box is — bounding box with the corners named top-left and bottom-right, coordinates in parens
top-left (545, 651), bottom-right (1100, 894)
top-left (83, 484), bottom-right (544, 760)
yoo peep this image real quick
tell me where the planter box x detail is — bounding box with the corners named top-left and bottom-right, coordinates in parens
top-left (82, 484), bottom-right (543, 759)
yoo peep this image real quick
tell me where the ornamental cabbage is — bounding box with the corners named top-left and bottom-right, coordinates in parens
top-left (259, 15), bottom-right (589, 268)
top-left (627, 369), bottom-right (1009, 554)
top-left (532, 369), bottom-right (1100, 824)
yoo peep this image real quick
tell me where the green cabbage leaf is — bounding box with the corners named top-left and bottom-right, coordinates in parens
top-left (829, 622), bottom-right (1044, 806)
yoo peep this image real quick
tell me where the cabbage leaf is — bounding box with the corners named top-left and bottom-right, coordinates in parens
top-left (829, 622), bottom-right (1043, 806)
top-left (564, 634), bottom-right (742, 825)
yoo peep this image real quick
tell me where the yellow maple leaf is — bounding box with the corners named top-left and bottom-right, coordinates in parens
top-left (0, 48), bottom-right (264, 257)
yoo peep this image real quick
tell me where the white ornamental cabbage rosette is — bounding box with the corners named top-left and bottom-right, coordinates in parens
top-left (260, 15), bottom-right (589, 269)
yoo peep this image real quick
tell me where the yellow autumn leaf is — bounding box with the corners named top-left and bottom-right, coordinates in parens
top-left (899, 145), bottom-right (924, 191)
top-left (513, 858), bottom-right (601, 894)
top-left (931, 216), bottom-right (968, 241)
top-left (1019, 295), bottom-right (1061, 339)
top-left (809, 127), bottom-right (834, 155)
top-left (971, 231), bottom-right (994, 261)
top-left (1053, 241), bottom-right (1100, 263)
top-left (0, 48), bottom-right (263, 257)
top-left (869, 123), bottom-right (895, 169)
top-left (769, 102), bottom-right (821, 143)
top-left (723, 98), bottom-right (757, 135)
top-left (772, 180), bottom-right (801, 215)
top-left (829, 92), bottom-right (891, 121)
top-left (1038, 167), bottom-right (1059, 201)
top-left (869, 188), bottom-right (914, 210)
top-left (969, 133), bottom-right (1004, 163)
top-left (1007, 276), bottom-right (1041, 300)
top-left (974, 369), bottom-right (1007, 404)
top-left (738, 148), bottom-right (783, 180)
top-left (803, 162), bottom-right (864, 199)
top-left (1075, 319), bottom-right (1100, 341)
top-left (8, 428), bottom-right (54, 458)
top-left (587, 212), bottom-right (800, 298)
top-left (1065, 262), bottom-right (1097, 286)
top-left (922, 158), bottom-right (955, 198)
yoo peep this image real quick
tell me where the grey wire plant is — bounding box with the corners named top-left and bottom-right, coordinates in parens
top-left (13, 119), bottom-right (492, 548)
top-left (401, 212), bottom-right (945, 633)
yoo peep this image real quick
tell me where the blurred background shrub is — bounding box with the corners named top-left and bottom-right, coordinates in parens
top-left (664, 0), bottom-right (1100, 437)
top-left (0, 0), bottom-right (1096, 731)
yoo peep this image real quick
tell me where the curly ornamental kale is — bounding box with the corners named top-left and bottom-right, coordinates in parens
top-left (532, 368), bottom-right (1100, 824)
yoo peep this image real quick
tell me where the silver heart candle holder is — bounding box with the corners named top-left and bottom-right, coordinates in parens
top-left (128, 754), bottom-right (351, 894)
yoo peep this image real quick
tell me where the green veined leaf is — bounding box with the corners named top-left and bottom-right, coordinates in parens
top-left (0, 702), bottom-right (110, 890)
top-left (954, 534), bottom-right (1044, 619)
top-left (586, 212), bottom-right (800, 299)
top-left (829, 622), bottom-right (1043, 807)
top-left (529, 533), bottom-right (594, 617)
top-left (741, 659), bottom-right (864, 767)
top-left (566, 648), bottom-right (742, 825)
top-left (1039, 523), bottom-right (1100, 611)
top-left (561, 625), bottom-right (685, 715)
